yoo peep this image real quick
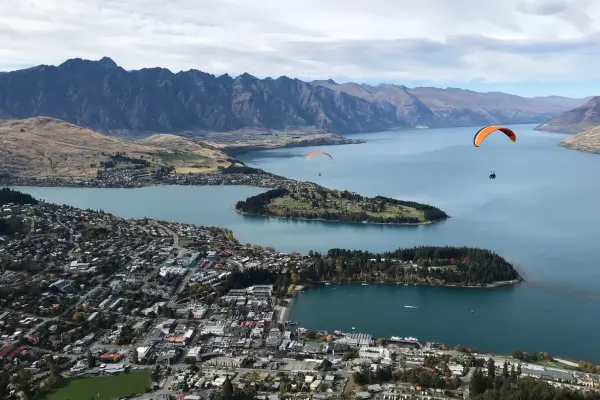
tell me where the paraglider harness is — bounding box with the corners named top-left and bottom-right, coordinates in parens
top-left (489, 171), bottom-right (496, 180)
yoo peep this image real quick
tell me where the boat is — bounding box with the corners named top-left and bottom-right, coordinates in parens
top-left (325, 283), bottom-right (330, 286)
top-left (361, 283), bottom-right (369, 286)
top-left (352, 327), bottom-right (356, 330)
top-left (388, 336), bottom-right (420, 344)
top-left (404, 305), bottom-right (418, 309)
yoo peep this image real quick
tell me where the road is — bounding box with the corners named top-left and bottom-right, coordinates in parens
top-left (169, 266), bottom-right (199, 308)
top-left (461, 367), bottom-right (476, 384)
top-left (151, 220), bottom-right (179, 249)
top-left (55, 212), bottom-right (73, 243)
top-left (27, 218), bottom-right (35, 237)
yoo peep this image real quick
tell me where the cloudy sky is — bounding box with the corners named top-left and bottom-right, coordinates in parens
top-left (1, 0), bottom-right (599, 97)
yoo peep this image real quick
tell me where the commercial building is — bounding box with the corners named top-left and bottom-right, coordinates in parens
top-left (358, 346), bottom-right (392, 361)
top-left (340, 333), bottom-right (372, 347)
top-left (521, 367), bottom-right (576, 383)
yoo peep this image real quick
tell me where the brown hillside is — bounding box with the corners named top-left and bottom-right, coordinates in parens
top-left (558, 125), bottom-right (600, 153)
top-left (0, 117), bottom-right (230, 179)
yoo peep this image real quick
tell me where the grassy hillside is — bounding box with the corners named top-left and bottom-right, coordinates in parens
top-left (0, 117), bottom-right (232, 179)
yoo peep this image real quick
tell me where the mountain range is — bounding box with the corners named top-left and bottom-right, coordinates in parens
top-left (535, 96), bottom-right (600, 134)
top-left (0, 57), bottom-right (590, 136)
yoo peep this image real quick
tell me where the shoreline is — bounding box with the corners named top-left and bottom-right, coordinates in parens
top-left (235, 209), bottom-right (450, 227)
top-left (299, 278), bottom-right (523, 291)
top-left (277, 305), bottom-right (290, 324)
top-left (4, 196), bottom-right (590, 368)
top-left (1, 180), bottom-right (271, 190)
top-left (0, 131), bottom-right (359, 189)
top-left (1, 134), bottom-right (450, 229)
top-left (216, 135), bottom-right (365, 158)
top-left (4, 176), bottom-right (452, 229)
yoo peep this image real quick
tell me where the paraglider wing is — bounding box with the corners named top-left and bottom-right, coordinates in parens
top-left (306, 151), bottom-right (333, 160)
top-left (473, 126), bottom-right (517, 147)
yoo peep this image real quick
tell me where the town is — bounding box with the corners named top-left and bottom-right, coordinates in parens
top-left (1, 199), bottom-right (600, 400)
top-left (0, 165), bottom-right (290, 190)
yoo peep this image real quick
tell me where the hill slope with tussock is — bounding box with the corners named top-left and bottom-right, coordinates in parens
top-left (0, 117), bottom-right (231, 179)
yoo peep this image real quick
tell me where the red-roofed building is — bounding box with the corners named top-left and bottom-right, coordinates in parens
top-left (0, 345), bottom-right (13, 359)
top-left (100, 353), bottom-right (121, 362)
top-left (0, 345), bottom-right (18, 361)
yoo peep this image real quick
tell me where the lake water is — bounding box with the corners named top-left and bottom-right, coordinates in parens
top-left (12, 124), bottom-right (600, 361)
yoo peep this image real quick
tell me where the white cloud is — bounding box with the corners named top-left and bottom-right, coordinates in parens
top-left (0, 0), bottom-right (599, 83)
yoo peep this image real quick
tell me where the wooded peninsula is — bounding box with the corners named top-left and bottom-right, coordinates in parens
top-left (297, 246), bottom-right (521, 288)
top-left (235, 186), bottom-right (449, 225)
top-left (219, 246), bottom-right (522, 295)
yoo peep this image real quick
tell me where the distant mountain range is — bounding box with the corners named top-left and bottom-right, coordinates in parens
top-left (535, 96), bottom-right (600, 134)
top-left (0, 57), bottom-right (590, 136)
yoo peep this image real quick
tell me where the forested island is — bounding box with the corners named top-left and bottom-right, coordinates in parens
top-left (294, 246), bottom-right (521, 287)
top-left (235, 186), bottom-right (449, 225)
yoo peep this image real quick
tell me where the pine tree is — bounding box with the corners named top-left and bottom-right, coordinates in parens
top-left (219, 375), bottom-right (234, 400)
top-left (487, 357), bottom-right (496, 377)
top-left (87, 351), bottom-right (95, 369)
top-left (510, 364), bottom-right (517, 381)
top-left (469, 368), bottom-right (487, 395)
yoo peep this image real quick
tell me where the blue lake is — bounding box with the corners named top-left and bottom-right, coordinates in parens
top-left (14, 124), bottom-right (600, 361)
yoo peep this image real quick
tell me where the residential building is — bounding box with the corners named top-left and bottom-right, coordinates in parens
top-left (48, 279), bottom-right (73, 294)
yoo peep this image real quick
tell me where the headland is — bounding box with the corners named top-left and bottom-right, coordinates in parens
top-left (0, 117), bottom-right (449, 227)
top-left (234, 186), bottom-right (449, 226)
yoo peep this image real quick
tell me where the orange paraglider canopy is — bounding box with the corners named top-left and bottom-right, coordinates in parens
top-left (306, 151), bottom-right (333, 160)
top-left (473, 126), bottom-right (517, 147)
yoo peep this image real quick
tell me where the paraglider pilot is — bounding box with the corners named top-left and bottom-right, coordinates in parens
top-left (473, 126), bottom-right (515, 181)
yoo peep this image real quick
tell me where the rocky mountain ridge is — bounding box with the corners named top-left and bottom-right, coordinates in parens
top-left (0, 57), bottom-right (589, 136)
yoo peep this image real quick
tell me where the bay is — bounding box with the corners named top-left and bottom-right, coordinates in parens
top-left (12, 123), bottom-right (600, 361)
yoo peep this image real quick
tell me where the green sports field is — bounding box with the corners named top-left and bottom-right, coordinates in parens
top-left (45, 370), bottom-right (152, 400)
